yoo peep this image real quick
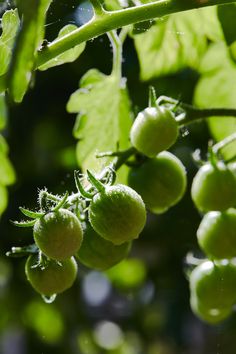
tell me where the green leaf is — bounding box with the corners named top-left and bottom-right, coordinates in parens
top-left (0, 135), bottom-right (8, 154)
top-left (0, 94), bottom-right (7, 130)
top-left (0, 9), bottom-right (20, 76)
top-left (0, 184), bottom-right (8, 216)
top-left (38, 25), bottom-right (86, 71)
top-left (8, 0), bottom-right (52, 102)
top-left (103, 0), bottom-right (122, 11)
top-left (194, 43), bottom-right (236, 160)
top-left (134, 7), bottom-right (223, 80)
top-left (0, 151), bottom-right (16, 186)
top-left (67, 69), bottom-right (132, 177)
top-left (217, 3), bottom-right (236, 46)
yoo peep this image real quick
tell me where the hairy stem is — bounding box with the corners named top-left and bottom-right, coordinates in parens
top-left (36, 0), bottom-right (236, 68)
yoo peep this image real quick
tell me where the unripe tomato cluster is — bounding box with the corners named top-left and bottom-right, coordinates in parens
top-left (189, 160), bottom-right (236, 324)
top-left (13, 100), bottom-right (191, 300)
top-left (23, 178), bottom-right (146, 298)
top-left (129, 103), bottom-right (187, 214)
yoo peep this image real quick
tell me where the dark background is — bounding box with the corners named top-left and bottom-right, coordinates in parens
top-left (0, 1), bottom-right (235, 353)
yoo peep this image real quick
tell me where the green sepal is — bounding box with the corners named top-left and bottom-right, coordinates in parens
top-left (74, 171), bottom-right (94, 199)
top-left (19, 207), bottom-right (44, 219)
top-left (51, 191), bottom-right (69, 212)
top-left (6, 244), bottom-right (38, 257)
top-left (87, 170), bottom-right (105, 192)
top-left (10, 219), bottom-right (36, 228)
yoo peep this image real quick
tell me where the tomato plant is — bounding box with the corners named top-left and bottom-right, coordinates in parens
top-left (1, 0), bottom-right (236, 352)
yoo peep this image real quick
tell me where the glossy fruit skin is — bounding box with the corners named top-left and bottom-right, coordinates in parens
top-left (130, 106), bottom-right (178, 157)
top-left (33, 209), bottom-right (83, 261)
top-left (25, 255), bottom-right (78, 296)
top-left (190, 294), bottom-right (232, 324)
top-left (77, 223), bottom-right (131, 271)
top-left (89, 184), bottom-right (146, 245)
top-left (128, 151), bottom-right (187, 214)
top-left (189, 260), bottom-right (236, 309)
top-left (197, 209), bottom-right (236, 260)
top-left (191, 162), bottom-right (236, 212)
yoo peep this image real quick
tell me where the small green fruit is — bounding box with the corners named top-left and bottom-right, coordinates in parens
top-left (191, 162), bottom-right (236, 212)
top-left (77, 223), bottom-right (131, 271)
top-left (89, 184), bottom-right (146, 245)
top-left (130, 106), bottom-right (178, 157)
top-left (128, 151), bottom-right (187, 214)
top-left (33, 209), bottom-right (83, 261)
top-left (25, 255), bottom-right (78, 296)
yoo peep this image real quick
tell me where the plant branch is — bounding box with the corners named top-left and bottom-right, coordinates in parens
top-left (177, 105), bottom-right (236, 126)
top-left (36, 0), bottom-right (236, 68)
top-left (89, 0), bottom-right (105, 17)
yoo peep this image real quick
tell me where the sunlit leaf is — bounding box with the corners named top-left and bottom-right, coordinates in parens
top-left (134, 7), bottom-right (222, 80)
top-left (67, 69), bottom-right (132, 180)
top-left (194, 43), bottom-right (236, 159)
top-left (8, 0), bottom-right (52, 102)
top-left (38, 25), bottom-right (86, 71)
top-left (0, 9), bottom-right (20, 76)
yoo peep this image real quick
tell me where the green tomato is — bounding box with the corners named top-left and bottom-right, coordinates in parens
top-left (189, 260), bottom-right (236, 309)
top-left (77, 223), bottom-right (131, 271)
top-left (130, 106), bottom-right (178, 157)
top-left (128, 151), bottom-right (187, 214)
top-left (191, 162), bottom-right (236, 212)
top-left (25, 255), bottom-right (78, 296)
top-left (89, 184), bottom-right (146, 245)
top-left (33, 209), bottom-right (83, 261)
top-left (197, 209), bottom-right (236, 259)
top-left (190, 294), bottom-right (232, 325)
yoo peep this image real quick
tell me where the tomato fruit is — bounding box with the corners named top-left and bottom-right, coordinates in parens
top-left (33, 209), bottom-right (83, 261)
top-left (191, 162), bottom-right (236, 212)
top-left (25, 255), bottom-right (78, 296)
top-left (189, 260), bottom-right (236, 309)
top-left (190, 294), bottom-right (232, 324)
top-left (77, 223), bottom-right (131, 270)
top-left (130, 106), bottom-right (178, 157)
top-left (197, 209), bottom-right (236, 260)
top-left (128, 151), bottom-right (187, 214)
top-left (88, 184), bottom-right (146, 245)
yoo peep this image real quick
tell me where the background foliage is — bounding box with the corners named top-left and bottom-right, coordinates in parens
top-left (0, 0), bottom-right (236, 353)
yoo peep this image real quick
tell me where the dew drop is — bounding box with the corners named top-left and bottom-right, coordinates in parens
top-left (42, 293), bottom-right (57, 304)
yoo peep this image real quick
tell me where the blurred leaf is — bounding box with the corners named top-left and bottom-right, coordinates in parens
top-left (67, 69), bottom-right (132, 175)
top-left (23, 301), bottom-right (64, 344)
top-left (103, 0), bottom-right (122, 10)
top-left (134, 7), bottom-right (223, 80)
top-left (0, 184), bottom-right (8, 216)
top-left (0, 135), bottom-right (8, 154)
top-left (194, 43), bottom-right (236, 159)
top-left (8, 0), bottom-right (52, 102)
top-left (106, 258), bottom-right (147, 290)
top-left (0, 151), bottom-right (16, 186)
top-left (0, 9), bottom-right (20, 76)
top-left (0, 94), bottom-right (7, 130)
top-left (217, 3), bottom-right (236, 45)
top-left (38, 25), bottom-right (86, 71)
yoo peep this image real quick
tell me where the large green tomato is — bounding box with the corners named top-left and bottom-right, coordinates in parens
top-left (77, 223), bottom-right (131, 271)
top-left (189, 260), bottom-right (236, 309)
top-left (128, 151), bottom-right (187, 214)
top-left (89, 184), bottom-right (146, 245)
top-left (130, 106), bottom-right (178, 157)
top-left (33, 209), bottom-right (83, 261)
top-left (190, 294), bottom-right (232, 324)
top-left (191, 162), bottom-right (236, 212)
top-left (25, 255), bottom-right (78, 296)
top-left (197, 209), bottom-right (236, 259)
